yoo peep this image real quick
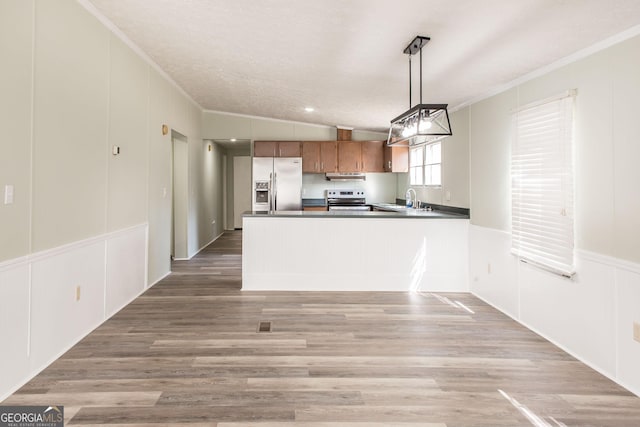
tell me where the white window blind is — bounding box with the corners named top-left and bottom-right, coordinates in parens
top-left (511, 91), bottom-right (575, 277)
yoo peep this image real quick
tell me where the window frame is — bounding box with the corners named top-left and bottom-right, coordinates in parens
top-left (409, 141), bottom-right (442, 187)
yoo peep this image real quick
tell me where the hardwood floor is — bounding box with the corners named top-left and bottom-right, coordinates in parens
top-left (4, 230), bottom-right (640, 426)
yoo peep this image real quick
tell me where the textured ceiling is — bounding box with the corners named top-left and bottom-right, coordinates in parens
top-left (87, 0), bottom-right (640, 132)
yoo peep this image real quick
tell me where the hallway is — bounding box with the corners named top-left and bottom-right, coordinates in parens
top-left (3, 231), bottom-right (640, 426)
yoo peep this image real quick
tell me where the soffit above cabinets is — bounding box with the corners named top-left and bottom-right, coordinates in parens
top-left (87, 0), bottom-right (640, 132)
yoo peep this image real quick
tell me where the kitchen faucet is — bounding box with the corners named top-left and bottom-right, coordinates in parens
top-left (405, 188), bottom-right (417, 208)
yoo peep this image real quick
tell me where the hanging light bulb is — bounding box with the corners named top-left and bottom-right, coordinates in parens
top-left (420, 119), bottom-right (432, 131)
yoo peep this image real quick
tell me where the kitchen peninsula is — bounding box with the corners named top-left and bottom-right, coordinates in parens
top-left (242, 209), bottom-right (469, 292)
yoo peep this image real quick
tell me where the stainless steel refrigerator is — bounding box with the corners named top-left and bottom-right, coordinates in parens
top-left (252, 157), bottom-right (302, 211)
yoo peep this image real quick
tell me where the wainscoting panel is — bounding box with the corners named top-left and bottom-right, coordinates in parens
top-left (0, 224), bottom-right (148, 401)
top-left (519, 257), bottom-right (617, 377)
top-left (469, 225), bottom-right (519, 318)
top-left (106, 225), bottom-right (147, 317)
top-left (30, 240), bottom-right (107, 373)
top-left (616, 267), bottom-right (640, 394)
top-left (469, 223), bottom-right (640, 396)
top-left (0, 263), bottom-right (30, 398)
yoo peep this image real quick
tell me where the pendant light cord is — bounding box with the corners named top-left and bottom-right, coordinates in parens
top-left (419, 47), bottom-right (423, 104)
top-left (408, 54), bottom-right (412, 109)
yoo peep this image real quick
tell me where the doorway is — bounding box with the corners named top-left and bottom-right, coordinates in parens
top-left (171, 131), bottom-right (188, 260)
top-left (233, 156), bottom-right (252, 229)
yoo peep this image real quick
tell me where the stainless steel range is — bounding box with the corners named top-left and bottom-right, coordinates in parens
top-left (326, 189), bottom-right (371, 211)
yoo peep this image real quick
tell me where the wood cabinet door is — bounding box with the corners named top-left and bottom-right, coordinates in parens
top-left (253, 141), bottom-right (277, 157)
top-left (361, 141), bottom-right (385, 172)
top-left (319, 141), bottom-right (337, 172)
top-left (384, 145), bottom-right (409, 172)
top-left (337, 141), bottom-right (362, 172)
top-left (277, 141), bottom-right (302, 157)
top-left (302, 141), bottom-right (320, 172)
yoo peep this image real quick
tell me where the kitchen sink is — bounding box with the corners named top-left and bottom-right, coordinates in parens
top-left (372, 203), bottom-right (412, 212)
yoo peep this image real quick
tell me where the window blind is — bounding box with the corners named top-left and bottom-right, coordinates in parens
top-left (511, 91), bottom-right (575, 277)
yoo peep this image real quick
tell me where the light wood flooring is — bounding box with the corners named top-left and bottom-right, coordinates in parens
top-left (4, 231), bottom-right (640, 426)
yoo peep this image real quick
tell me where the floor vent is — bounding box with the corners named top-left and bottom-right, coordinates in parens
top-left (257, 321), bottom-right (272, 332)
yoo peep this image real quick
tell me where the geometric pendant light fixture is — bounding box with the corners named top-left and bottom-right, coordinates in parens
top-left (387, 36), bottom-right (452, 146)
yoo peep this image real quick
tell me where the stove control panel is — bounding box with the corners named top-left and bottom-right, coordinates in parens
top-left (326, 190), bottom-right (365, 199)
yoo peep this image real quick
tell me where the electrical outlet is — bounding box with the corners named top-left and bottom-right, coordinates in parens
top-left (76, 286), bottom-right (81, 301)
top-left (634, 322), bottom-right (640, 343)
top-left (487, 263), bottom-right (492, 274)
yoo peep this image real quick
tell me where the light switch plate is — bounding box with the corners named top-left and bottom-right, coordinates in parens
top-left (4, 185), bottom-right (14, 204)
top-left (634, 322), bottom-right (640, 343)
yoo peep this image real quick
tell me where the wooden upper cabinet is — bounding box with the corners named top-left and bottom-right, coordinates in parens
top-left (253, 141), bottom-right (277, 157)
top-left (337, 128), bottom-right (352, 141)
top-left (361, 141), bottom-right (385, 172)
top-left (302, 141), bottom-right (337, 173)
top-left (277, 141), bottom-right (302, 157)
top-left (319, 141), bottom-right (337, 172)
top-left (337, 141), bottom-right (385, 172)
top-left (302, 141), bottom-right (320, 172)
top-left (254, 141), bottom-right (301, 157)
top-left (337, 141), bottom-right (362, 172)
top-left (384, 145), bottom-right (409, 172)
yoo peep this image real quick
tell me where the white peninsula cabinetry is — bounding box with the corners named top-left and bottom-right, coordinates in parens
top-left (242, 214), bottom-right (469, 292)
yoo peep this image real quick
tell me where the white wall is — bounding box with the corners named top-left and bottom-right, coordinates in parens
top-left (396, 107), bottom-right (470, 208)
top-left (0, 1), bottom-right (32, 262)
top-left (172, 133), bottom-right (189, 259)
top-left (302, 173), bottom-right (397, 203)
top-left (0, 0), bottom-right (212, 400)
top-left (468, 33), bottom-right (640, 395)
top-left (199, 141), bottom-right (225, 240)
top-left (202, 110), bottom-right (389, 142)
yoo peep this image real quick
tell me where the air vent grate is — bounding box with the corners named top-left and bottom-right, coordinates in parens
top-left (257, 321), bottom-right (272, 332)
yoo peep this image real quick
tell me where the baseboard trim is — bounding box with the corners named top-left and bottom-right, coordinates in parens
top-left (148, 270), bottom-right (171, 288)
top-left (184, 232), bottom-right (224, 260)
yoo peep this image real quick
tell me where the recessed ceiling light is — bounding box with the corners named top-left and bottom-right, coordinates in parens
top-left (230, 138), bottom-right (237, 142)
top-left (304, 107), bottom-right (314, 112)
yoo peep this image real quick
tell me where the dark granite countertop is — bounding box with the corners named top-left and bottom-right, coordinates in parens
top-left (243, 209), bottom-right (469, 219)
